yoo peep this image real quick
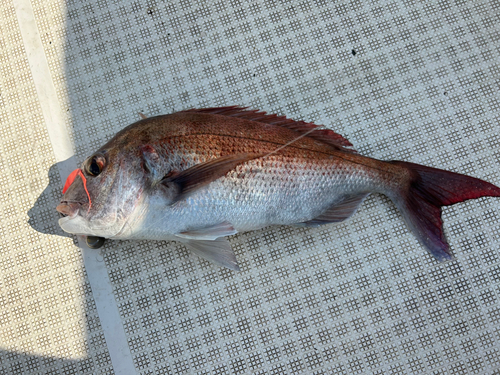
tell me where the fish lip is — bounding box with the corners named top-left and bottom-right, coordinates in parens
top-left (56, 201), bottom-right (82, 219)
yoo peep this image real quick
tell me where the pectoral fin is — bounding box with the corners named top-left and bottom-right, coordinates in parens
top-left (179, 237), bottom-right (240, 271)
top-left (161, 153), bottom-right (263, 202)
top-left (298, 193), bottom-right (369, 227)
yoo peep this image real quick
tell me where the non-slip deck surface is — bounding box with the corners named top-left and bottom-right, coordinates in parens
top-left (2, 0), bottom-right (500, 373)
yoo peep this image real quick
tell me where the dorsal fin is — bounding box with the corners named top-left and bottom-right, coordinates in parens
top-left (182, 106), bottom-right (356, 152)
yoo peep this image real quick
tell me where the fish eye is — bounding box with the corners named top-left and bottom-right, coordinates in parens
top-left (88, 160), bottom-right (101, 176)
top-left (87, 155), bottom-right (105, 176)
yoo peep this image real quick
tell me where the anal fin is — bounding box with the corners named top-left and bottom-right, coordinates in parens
top-left (299, 193), bottom-right (368, 227)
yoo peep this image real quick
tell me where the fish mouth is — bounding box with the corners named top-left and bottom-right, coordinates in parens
top-left (58, 214), bottom-right (90, 236)
top-left (56, 201), bottom-right (82, 219)
top-left (57, 201), bottom-right (123, 238)
top-left (57, 201), bottom-right (91, 236)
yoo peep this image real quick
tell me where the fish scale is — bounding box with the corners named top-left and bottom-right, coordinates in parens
top-left (57, 107), bottom-right (500, 270)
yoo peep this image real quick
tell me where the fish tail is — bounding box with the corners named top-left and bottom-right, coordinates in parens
top-left (388, 161), bottom-right (500, 261)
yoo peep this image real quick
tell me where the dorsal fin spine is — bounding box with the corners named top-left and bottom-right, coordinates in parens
top-left (182, 106), bottom-right (356, 152)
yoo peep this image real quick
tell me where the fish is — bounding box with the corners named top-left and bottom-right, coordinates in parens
top-left (56, 106), bottom-right (500, 270)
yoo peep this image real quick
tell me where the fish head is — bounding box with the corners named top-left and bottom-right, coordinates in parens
top-left (56, 147), bottom-right (147, 238)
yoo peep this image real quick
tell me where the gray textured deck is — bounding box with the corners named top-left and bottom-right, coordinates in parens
top-left (2, 0), bottom-right (500, 373)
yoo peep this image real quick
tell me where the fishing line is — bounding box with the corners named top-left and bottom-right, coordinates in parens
top-left (262, 126), bottom-right (325, 158)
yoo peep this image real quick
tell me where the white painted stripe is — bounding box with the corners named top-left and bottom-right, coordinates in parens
top-left (13, 1), bottom-right (136, 373)
top-left (12, 0), bottom-right (76, 177)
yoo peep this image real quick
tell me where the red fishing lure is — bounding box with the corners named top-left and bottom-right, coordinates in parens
top-left (63, 169), bottom-right (92, 210)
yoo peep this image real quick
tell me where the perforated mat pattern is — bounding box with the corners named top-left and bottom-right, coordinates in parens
top-left (2, 0), bottom-right (500, 374)
top-left (0, 0), bottom-right (113, 374)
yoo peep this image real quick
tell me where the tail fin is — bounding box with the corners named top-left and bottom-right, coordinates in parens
top-left (388, 161), bottom-right (500, 261)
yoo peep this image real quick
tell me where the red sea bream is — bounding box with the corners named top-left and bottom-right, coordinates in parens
top-left (56, 107), bottom-right (500, 270)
